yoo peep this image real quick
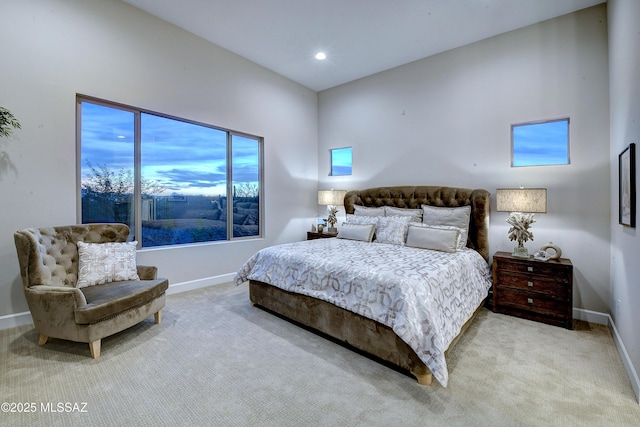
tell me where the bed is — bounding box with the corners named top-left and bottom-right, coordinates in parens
top-left (235, 186), bottom-right (491, 387)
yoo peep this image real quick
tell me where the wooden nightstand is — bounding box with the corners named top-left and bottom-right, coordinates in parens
top-left (307, 231), bottom-right (337, 240)
top-left (492, 251), bottom-right (573, 329)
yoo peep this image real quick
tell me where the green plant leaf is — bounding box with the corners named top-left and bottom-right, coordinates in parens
top-left (0, 106), bottom-right (22, 138)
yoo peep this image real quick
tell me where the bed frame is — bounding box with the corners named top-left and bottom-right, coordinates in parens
top-left (250, 186), bottom-right (491, 385)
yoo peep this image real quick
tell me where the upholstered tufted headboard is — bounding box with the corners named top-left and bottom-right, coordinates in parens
top-left (344, 186), bottom-right (490, 262)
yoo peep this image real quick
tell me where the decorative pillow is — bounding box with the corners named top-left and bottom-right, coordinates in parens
top-left (385, 206), bottom-right (423, 222)
top-left (410, 223), bottom-right (466, 249)
top-left (375, 216), bottom-right (411, 245)
top-left (422, 205), bottom-right (471, 249)
top-left (76, 241), bottom-right (140, 288)
top-left (345, 214), bottom-right (380, 226)
top-left (406, 225), bottom-right (459, 253)
top-left (353, 205), bottom-right (386, 217)
top-left (337, 223), bottom-right (376, 242)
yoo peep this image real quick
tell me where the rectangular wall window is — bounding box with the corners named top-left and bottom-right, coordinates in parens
top-left (330, 147), bottom-right (352, 176)
top-left (511, 118), bottom-right (570, 167)
top-left (78, 96), bottom-right (262, 248)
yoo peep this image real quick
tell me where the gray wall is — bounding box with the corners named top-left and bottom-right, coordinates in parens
top-left (0, 0), bottom-right (318, 320)
top-left (608, 0), bottom-right (640, 400)
top-left (318, 5), bottom-right (610, 314)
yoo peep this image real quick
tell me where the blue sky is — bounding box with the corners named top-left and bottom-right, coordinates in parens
top-left (331, 147), bottom-right (352, 176)
top-left (512, 119), bottom-right (569, 167)
top-left (81, 102), bottom-right (259, 197)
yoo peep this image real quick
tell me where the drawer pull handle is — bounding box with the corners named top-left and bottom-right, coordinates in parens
top-left (527, 267), bottom-right (534, 272)
top-left (527, 298), bottom-right (534, 304)
top-left (527, 281), bottom-right (534, 287)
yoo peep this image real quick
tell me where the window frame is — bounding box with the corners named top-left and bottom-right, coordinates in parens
top-left (511, 117), bottom-right (570, 167)
top-left (76, 94), bottom-right (264, 248)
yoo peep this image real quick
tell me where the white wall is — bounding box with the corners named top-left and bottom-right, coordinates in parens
top-left (0, 0), bottom-right (318, 320)
top-left (608, 0), bottom-right (640, 399)
top-left (319, 5), bottom-right (610, 313)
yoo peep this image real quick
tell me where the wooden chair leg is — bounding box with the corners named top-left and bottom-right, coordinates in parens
top-left (89, 340), bottom-right (101, 359)
top-left (154, 309), bottom-right (162, 324)
top-left (38, 334), bottom-right (48, 346)
top-left (414, 372), bottom-right (433, 386)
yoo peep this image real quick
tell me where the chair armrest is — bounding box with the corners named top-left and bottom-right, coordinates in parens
top-left (26, 285), bottom-right (87, 306)
top-left (24, 286), bottom-right (88, 334)
top-left (136, 265), bottom-right (158, 280)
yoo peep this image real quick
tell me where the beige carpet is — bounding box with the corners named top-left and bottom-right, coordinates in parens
top-left (1, 282), bottom-right (639, 427)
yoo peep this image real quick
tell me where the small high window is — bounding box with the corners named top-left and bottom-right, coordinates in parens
top-left (330, 147), bottom-right (352, 176)
top-left (511, 118), bottom-right (570, 167)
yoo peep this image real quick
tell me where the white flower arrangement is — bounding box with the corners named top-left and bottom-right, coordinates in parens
top-left (327, 205), bottom-right (338, 229)
top-left (506, 212), bottom-right (536, 247)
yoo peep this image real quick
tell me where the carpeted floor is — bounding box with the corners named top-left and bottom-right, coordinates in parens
top-left (1, 282), bottom-right (639, 427)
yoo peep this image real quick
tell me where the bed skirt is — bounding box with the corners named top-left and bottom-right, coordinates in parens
top-left (249, 280), bottom-right (485, 385)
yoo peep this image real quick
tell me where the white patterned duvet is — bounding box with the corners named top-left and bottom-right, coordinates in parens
top-left (234, 238), bottom-right (491, 386)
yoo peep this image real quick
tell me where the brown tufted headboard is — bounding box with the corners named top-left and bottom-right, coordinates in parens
top-left (344, 186), bottom-right (490, 262)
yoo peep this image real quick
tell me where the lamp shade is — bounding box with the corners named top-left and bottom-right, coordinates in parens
top-left (318, 189), bottom-right (347, 205)
top-left (496, 188), bottom-right (547, 213)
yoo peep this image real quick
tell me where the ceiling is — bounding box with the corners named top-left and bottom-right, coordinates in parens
top-left (122, 0), bottom-right (605, 92)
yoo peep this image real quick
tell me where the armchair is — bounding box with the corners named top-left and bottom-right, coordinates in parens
top-left (14, 223), bottom-right (168, 358)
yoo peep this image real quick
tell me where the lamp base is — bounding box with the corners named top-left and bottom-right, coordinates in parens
top-left (511, 246), bottom-right (530, 258)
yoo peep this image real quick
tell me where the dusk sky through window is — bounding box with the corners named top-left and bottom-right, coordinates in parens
top-left (81, 102), bottom-right (259, 197)
top-left (512, 119), bottom-right (569, 167)
top-left (331, 147), bottom-right (352, 176)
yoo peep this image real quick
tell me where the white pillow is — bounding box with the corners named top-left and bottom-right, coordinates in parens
top-left (345, 215), bottom-right (379, 226)
top-left (422, 205), bottom-right (471, 249)
top-left (354, 205), bottom-right (386, 217)
top-left (406, 225), bottom-right (459, 253)
top-left (337, 223), bottom-right (376, 242)
top-left (385, 206), bottom-right (422, 222)
top-left (375, 216), bottom-right (411, 245)
top-left (409, 222), bottom-right (466, 248)
top-left (77, 241), bottom-right (140, 288)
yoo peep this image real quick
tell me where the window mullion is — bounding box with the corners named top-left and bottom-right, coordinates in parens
top-left (226, 132), bottom-right (233, 240)
top-left (134, 112), bottom-right (142, 247)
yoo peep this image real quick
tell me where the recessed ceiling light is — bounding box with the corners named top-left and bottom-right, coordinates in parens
top-left (315, 52), bottom-right (327, 60)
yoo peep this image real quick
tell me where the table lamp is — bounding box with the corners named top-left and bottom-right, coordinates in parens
top-left (496, 188), bottom-right (547, 258)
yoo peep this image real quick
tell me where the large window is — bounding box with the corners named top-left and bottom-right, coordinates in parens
top-left (511, 118), bottom-right (570, 167)
top-left (78, 96), bottom-right (262, 248)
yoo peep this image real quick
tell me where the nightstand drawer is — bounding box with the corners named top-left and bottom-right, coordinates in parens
top-left (497, 259), bottom-right (568, 280)
top-left (496, 272), bottom-right (567, 299)
top-left (497, 288), bottom-right (565, 317)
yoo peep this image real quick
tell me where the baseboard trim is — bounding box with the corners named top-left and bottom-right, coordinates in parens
top-left (0, 311), bottom-right (33, 330)
top-left (165, 273), bottom-right (236, 296)
top-left (608, 314), bottom-right (640, 404)
top-left (574, 307), bottom-right (640, 404)
top-left (572, 307), bottom-right (609, 325)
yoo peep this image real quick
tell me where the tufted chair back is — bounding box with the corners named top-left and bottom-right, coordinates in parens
top-left (14, 224), bottom-right (131, 289)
